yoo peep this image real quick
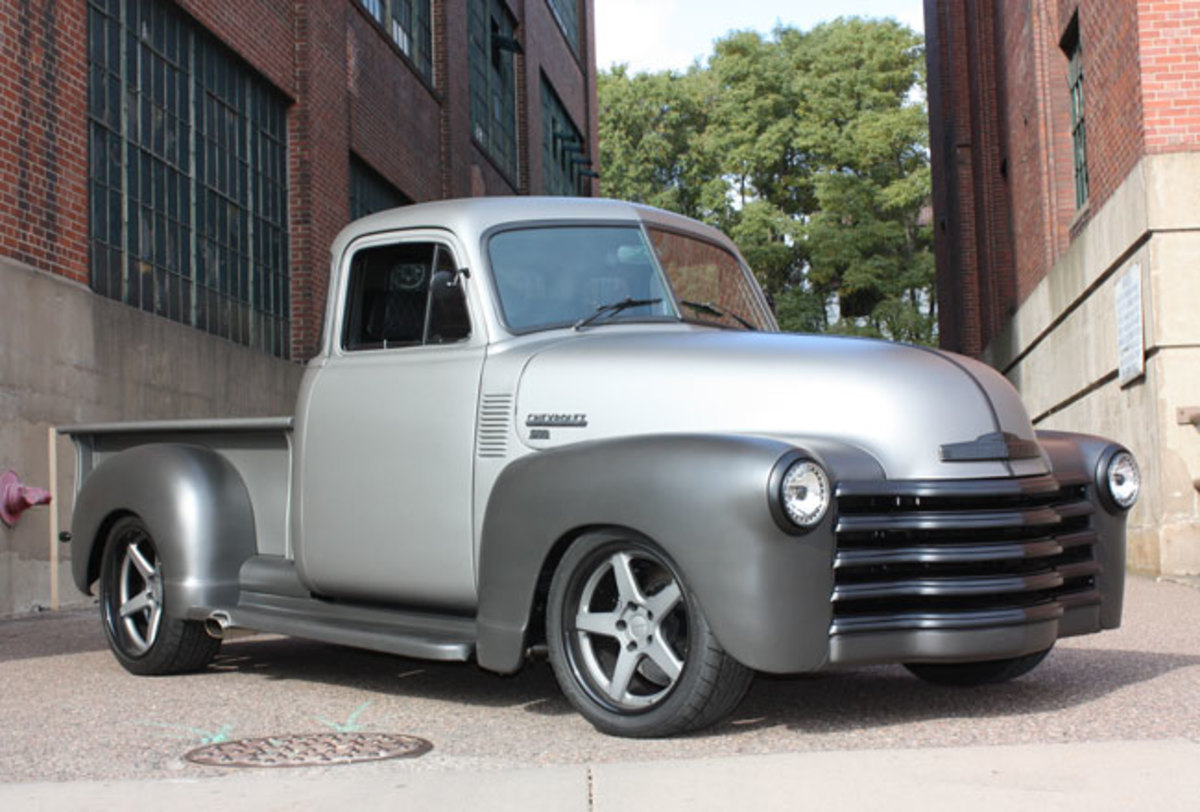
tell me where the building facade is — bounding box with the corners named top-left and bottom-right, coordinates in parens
top-left (0, 0), bottom-right (598, 615)
top-left (925, 0), bottom-right (1200, 576)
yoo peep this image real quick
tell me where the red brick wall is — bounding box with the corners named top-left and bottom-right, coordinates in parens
top-left (523, 0), bottom-right (593, 195)
top-left (0, 0), bottom-right (89, 284)
top-left (1, 0), bottom-right (598, 360)
top-left (1139, 0), bottom-right (1200, 152)
top-left (346, 7), bottom-right (442, 202)
top-left (1074, 0), bottom-right (1145, 226)
top-left (928, 0), bottom-right (1161, 355)
top-left (176, 0), bottom-right (295, 94)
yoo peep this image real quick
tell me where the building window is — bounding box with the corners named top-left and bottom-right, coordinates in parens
top-left (469, 0), bottom-right (519, 181)
top-left (546, 0), bottom-right (580, 56)
top-left (350, 155), bottom-right (413, 220)
top-left (1064, 18), bottom-right (1088, 209)
top-left (357, 0), bottom-right (434, 83)
top-left (541, 76), bottom-right (588, 196)
top-left (87, 0), bottom-right (290, 358)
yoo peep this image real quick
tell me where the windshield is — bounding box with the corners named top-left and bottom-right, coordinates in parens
top-left (487, 223), bottom-right (774, 334)
top-left (489, 226), bottom-right (676, 333)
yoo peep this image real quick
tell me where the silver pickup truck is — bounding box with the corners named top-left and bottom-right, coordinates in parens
top-left (63, 197), bottom-right (1140, 737)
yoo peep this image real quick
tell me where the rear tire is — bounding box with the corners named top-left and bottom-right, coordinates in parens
top-left (546, 531), bottom-right (752, 738)
top-left (903, 647), bottom-right (1052, 687)
top-left (99, 516), bottom-right (220, 675)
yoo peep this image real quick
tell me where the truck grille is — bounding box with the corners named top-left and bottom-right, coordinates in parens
top-left (831, 474), bottom-right (1099, 635)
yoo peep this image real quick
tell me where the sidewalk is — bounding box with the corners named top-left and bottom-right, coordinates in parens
top-left (4, 739), bottom-right (1199, 811)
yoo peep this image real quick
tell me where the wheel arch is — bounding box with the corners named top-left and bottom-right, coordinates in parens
top-left (70, 443), bottom-right (257, 619)
top-left (475, 434), bottom-right (878, 675)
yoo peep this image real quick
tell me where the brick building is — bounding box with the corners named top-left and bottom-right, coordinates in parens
top-left (926, 0), bottom-right (1200, 575)
top-left (0, 0), bottom-right (598, 615)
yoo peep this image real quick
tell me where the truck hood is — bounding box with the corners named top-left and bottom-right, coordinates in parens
top-left (513, 330), bottom-right (1048, 480)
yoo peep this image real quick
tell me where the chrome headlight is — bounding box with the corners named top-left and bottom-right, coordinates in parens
top-left (1103, 450), bottom-right (1140, 510)
top-left (780, 459), bottom-right (831, 529)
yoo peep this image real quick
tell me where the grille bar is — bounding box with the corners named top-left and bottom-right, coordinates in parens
top-left (834, 538), bottom-right (1067, 569)
top-left (833, 570), bottom-right (1064, 602)
top-left (831, 475), bottom-right (1097, 636)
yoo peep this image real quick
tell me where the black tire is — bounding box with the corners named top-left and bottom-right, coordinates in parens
top-left (903, 647), bottom-right (1053, 687)
top-left (98, 516), bottom-right (221, 675)
top-left (546, 531), bottom-right (753, 737)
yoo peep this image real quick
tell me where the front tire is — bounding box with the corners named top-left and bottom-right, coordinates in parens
top-left (99, 516), bottom-right (220, 675)
top-left (903, 647), bottom-right (1052, 687)
top-left (546, 531), bottom-right (752, 737)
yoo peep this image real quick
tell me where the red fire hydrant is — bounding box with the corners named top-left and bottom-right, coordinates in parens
top-left (0, 470), bottom-right (52, 528)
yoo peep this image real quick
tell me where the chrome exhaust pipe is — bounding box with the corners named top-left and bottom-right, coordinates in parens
top-left (204, 612), bottom-right (231, 639)
top-left (204, 611), bottom-right (256, 640)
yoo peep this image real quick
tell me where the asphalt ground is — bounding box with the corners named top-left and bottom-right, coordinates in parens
top-left (1, 574), bottom-right (1198, 803)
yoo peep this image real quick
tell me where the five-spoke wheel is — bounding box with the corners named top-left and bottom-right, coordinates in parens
top-left (99, 516), bottom-right (220, 675)
top-left (546, 531), bottom-right (752, 737)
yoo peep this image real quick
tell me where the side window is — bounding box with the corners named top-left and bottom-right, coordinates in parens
top-left (343, 242), bottom-right (471, 350)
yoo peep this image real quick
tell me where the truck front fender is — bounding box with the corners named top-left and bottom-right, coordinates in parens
top-left (475, 434), bottom-right (883, 675)
top-left (70, 443), bottom-right (256, 619)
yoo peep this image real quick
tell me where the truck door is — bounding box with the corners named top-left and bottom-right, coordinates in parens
top-left (294, 232), bottom-right (484, 610)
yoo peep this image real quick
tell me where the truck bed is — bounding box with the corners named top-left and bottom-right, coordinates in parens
top-left (60, 418), bottom-right (294, 557)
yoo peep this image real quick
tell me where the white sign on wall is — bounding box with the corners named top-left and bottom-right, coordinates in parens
top-left (1114, 264), bottom-right (1144, 387)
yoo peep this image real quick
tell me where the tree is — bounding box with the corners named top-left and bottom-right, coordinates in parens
top-left (598, 18), bottom-right (936, 344)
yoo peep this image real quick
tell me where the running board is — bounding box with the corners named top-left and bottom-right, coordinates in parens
top-left (216, 555), bottom-right (476, 662)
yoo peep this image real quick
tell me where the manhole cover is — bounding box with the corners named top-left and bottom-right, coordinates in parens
top-left (184, 732), bottom-right (433, 768)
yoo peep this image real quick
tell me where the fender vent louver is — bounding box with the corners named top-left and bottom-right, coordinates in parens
top-left (478, 394), bottom-right (514, 458)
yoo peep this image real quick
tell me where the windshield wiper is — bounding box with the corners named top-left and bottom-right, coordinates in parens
top-left (680, 300), bottom-right (756, 330)
top-left (573, 297), bottom-right (663, 330)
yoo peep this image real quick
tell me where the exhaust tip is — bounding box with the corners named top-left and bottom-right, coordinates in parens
top-left (205, 611), bottom-right (232, 640)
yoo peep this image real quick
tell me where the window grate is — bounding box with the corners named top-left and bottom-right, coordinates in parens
top-left (87, 0), bottom-right (290, 358)
top-left (541, 76), bottom-right (586, 196)
top-left (469, 0), bottom-right (519, 182)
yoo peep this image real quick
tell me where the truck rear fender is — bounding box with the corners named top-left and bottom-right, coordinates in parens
top-left (474, 434), bottom-right (884, 674)
top-left (70, 443), bottom-right (257, 619)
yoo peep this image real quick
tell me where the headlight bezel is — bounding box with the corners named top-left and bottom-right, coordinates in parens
top-left (768, 452), bottom-right (833, 534)
top-left (1097, 446), bottom-right (1140, 512)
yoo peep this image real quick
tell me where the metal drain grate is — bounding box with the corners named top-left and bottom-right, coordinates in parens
top-left (185, 732), bottom-right (433, 768)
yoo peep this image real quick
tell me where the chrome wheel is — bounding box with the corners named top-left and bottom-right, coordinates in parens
top-left (114, 532), bottom-right (164, 655)
top-left (547, 531), bottom-right (753, 737)
top-left (571, 550), bottom-right (687, 710)
top-left (99, 515), bottom-right (220, 675)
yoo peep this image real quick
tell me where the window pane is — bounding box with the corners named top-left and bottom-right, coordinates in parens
top-left (87, 0), bottom-right (291, 358)
top-left (646, 227), bottom-right (773, 331)
top-left (541, 76), bottom-right (586, 195)
top-left (343, 242), bottom-right (436, 350)
top-left (489, 227), bottom-right (674, 333)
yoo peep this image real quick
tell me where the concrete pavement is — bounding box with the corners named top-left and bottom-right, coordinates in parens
top-left (2, 740), bottom-right (1199, 811)
top-left (2, 574), bottom-right (1198, 808)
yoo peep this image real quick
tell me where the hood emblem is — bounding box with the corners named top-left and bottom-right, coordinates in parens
top-left (940, 432), bottom-right (1042, 462)
top-left (526, 413), bottom-right (588, 429)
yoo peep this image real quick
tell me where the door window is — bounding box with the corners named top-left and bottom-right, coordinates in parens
top-left (342, 242), bottom-right (471, 350)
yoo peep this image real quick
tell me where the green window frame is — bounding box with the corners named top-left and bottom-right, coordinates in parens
top-left (1065, 21), bottom-right (1088, 209)
top-left (357, 0), bottom-right (434, 83)
top-left (469, 0), bottom-right (519, 182)
top-left (350, 155), bottom-right (413, 221)
top-left (541, 76), bottom-right (587, 196)
top-left (546, 0), bottom-right (580, 56)
top-left (87, 0), bottom-right (290, 358)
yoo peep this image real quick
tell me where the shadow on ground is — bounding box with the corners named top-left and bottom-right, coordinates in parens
top-left (206, 635), bottom-right (1200, 733)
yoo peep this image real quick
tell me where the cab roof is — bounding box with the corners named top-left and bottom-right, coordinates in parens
top-left (328, 196), bottom-right (741, 263)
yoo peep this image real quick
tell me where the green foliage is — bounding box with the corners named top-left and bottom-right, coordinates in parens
top-left (598, 17), bottom-right (936, 344)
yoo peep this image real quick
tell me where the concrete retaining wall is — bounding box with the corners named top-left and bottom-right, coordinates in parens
top-left (0, 258), bottom-right (304, 616)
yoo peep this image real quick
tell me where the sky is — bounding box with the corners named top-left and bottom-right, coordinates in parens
top-left (594, 0), bottom-right (925, 75)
